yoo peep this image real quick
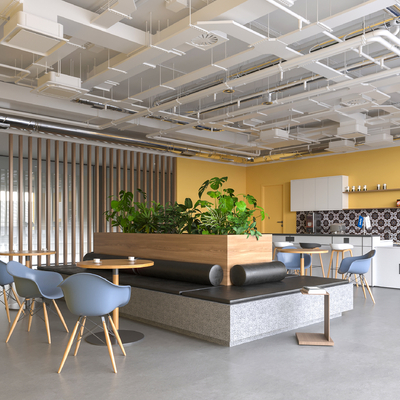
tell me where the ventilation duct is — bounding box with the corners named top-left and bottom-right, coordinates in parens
top-left (336, 121), bottom-right (368, 138)
top-left (326, 139), bottom-right (356, 153)
top-left (257, 128), bottom-right (289, 144)
top-left (165, 0), bottom-right (188, 12)
top-left (32, 72), bottom-right (88, 100)
top-left (364, 133), bottom-right (394, 147)
top-left (0, 11), bottom-right (67, 56)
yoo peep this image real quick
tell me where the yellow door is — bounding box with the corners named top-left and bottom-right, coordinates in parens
top-left (261, 185), bottom-right (283, 234)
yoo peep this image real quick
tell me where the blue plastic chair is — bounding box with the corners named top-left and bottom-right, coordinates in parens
top-left (276, 246), bottom-right (312, 275)
top-left (338, 250), bottom-right (376, 303)
top-left (0, 261), bottom-right (24, 323)
top-left (58, 273), bottom-right (131, 374)
top-left (6, 261), bottom-right (69, 344)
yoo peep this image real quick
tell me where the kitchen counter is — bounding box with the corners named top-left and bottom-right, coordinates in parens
top-left (272, 233), bottom-right (381, 284)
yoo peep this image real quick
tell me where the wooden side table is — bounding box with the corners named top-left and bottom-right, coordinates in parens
top-left (296, 289), bottom-right (334, 347)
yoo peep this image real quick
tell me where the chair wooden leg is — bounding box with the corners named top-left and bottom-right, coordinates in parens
top-left (354, 274), bottom-right (359, 287)
top-left (273, 248), bottom-right (277, 259)
top-left (6, 300), bottom-right (26, 343)
top-left (3, 286), bottom-right (10, 323)
top-left (28, 300), bottom-right (35, 332)
top-left (52, 300), bottom-right (69, 333)
top-left (328, 251), bottom-right (334, 278)
top-left (360, 276), bottom-right (367, 299)
top-left (335, 251), bottom-right (339, 279)
top-left (108, 315), bottom-right (126, 356)
top-left (58, 318), bottom-right (81, 373)
top-left (11, 286), bottom-right (24, 311)
top-left (362, 275), bottom-right (376, 304)
top-left (102, 316), bottom-right (117, 373)
top-left (43, 301), bottom-right (51, 344)
top-left (319, 254), bottom-right (325, 278)
top-left (74, 317), bottom-right (86, 356)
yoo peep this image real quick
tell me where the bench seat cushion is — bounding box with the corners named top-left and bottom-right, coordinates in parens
top-left (181, 275), bottom-right (350, 304)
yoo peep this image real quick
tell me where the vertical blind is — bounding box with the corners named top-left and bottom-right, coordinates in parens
top-left (0, 133), bottom-right (177, 267)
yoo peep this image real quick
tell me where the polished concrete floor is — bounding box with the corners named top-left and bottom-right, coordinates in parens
top-left (0, 286), bottom-right (397, 400)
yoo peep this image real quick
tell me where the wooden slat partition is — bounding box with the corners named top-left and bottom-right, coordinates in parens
top-left (149, 154), bottom-right (154, 201)
top-left (143, 154), bottom-right (148, 205)
top-left (63, 142), bottom-right (68, 265)
top-left (37, 138), bottom-right (42, 260)
top-left (130, 152), bottom-right (135, 194)
top-left (160, 155), bottom-right (165, 206)
top-left (18, 136), bottom-right (23, 263)
top-left (173, 157), bottom-right (177, 203)
top-left (46, 140), bottom-right (51, 265)
top-left (54, 142), bottom-right (60, 265)
top-left (79, 144), bottom-right (85, 260)
top-left (123, 150), bottom-right (128, 192)
top-left (109, 148), bottom-right (114, 232)
top-left (102, 147), bottom-right (107, 232)
top-left (28, 137), bottom-right (32, 253)
top-left (8, 135), bottom-right (13, 260)
top-left (166, 156), bottom-right (171, 204)
top-left (3, 134), bottom-right (178, 267)
top-left (94, 146), bottom-right (99, 234)
top-left (116, 149), bottom-right (121, 232)
top-left (155, 155), bottom-right (160, 203)
top-left (71, 144), bottom-right (76, 263)
top-left (87, 145), bottom-right (92, 253)
top-left (136, 152), bottom-right (141, 200)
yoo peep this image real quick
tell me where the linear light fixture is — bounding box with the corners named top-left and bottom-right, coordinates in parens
top-left (143, 62), bottom-right (156, 69)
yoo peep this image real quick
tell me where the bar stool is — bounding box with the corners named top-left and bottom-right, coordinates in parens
top-left (328, 244), bottom-right (354, 279)
top-left (273, 242), bottom-right (293, 259)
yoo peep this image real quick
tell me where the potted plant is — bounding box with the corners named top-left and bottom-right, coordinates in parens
top-left (98, 177), bottom-right (271, 286)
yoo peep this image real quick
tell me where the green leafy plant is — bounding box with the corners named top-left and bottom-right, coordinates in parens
top-left (105, 176), bottom-right (266, 239)
top-left (196, 176), bottom-right (266, 239)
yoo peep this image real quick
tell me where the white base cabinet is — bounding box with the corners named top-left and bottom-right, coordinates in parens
top-left (373, 247), bottom-right (400, 289)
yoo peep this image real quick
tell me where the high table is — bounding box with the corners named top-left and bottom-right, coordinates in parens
top-left (0, 249), bottom-right (56, 269)
top-left (277, 248), bottom-right (328, 276)
top-left (76, 258), bottom-right (154, 345)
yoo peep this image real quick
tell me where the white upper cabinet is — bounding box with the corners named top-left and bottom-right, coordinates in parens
top-left (291, 175), bottom-right (348, 211)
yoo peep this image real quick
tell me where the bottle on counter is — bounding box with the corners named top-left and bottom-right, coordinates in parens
top-left (377, 184), bottom-right (380, 190)
top-left (363, 185), bottom-right (367, 191)
top-left (383, 183), bottom-right (387, 190)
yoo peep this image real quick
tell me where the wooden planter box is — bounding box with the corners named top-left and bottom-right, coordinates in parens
top-left (94, 233), bottom-right (272, 286)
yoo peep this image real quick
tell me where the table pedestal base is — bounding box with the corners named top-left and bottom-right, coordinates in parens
top-left (85, 330), bottom-right (144, 346)
top-left (296, 332), bottom-right (334, 346)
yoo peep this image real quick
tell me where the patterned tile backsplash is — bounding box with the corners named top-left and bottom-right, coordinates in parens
top-left (296, 209), bottom-right (400, 241)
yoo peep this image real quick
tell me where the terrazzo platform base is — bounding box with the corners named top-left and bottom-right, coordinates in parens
top-left (120, 283), bottom-right (353, 347)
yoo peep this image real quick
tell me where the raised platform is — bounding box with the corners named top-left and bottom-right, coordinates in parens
top-left (39, 265), bottom-right (353, 347)
top-left (120, 276), bottom-right (353, 347)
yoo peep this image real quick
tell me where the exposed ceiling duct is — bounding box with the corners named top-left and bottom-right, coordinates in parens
top-left (0, 11), bottom-right (67, 56)
top-left (1, 0), bottom-right (400, 164)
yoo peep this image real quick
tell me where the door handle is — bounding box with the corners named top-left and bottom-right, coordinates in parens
top-left (277, 221), bottom-right (283, 223)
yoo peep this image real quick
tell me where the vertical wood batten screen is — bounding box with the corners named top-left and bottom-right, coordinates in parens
top-left (0, 133), bottom-right (176, 267)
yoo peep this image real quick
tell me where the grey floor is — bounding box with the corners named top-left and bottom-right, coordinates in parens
top-left (0, 285), bottom-right (397, 400)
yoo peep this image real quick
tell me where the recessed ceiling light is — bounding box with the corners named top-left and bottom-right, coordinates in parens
top-left (223, 89), bottom-right (235, 94)
top-left (262, 101), bottom-right (273, 105)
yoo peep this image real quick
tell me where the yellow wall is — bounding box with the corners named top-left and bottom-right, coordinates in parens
top-left (246, 146), bottom-right (400, 233)
top-left (176, 158), bottom-right (246, 204)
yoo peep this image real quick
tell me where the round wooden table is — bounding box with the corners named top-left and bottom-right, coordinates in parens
top-left (277, 248), bottom-right (328, 276)
top-left (0, 249), bottom-right (56, 269)
top-left (76, 258), bottom-right (154, 345)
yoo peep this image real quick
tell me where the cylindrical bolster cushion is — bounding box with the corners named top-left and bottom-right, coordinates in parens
top-left (230, 261), bottom-right (286, 286)
top-left (133, 260), bottom-right (223, 286)
top-left (83, 252), bottom-right (129, 261)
